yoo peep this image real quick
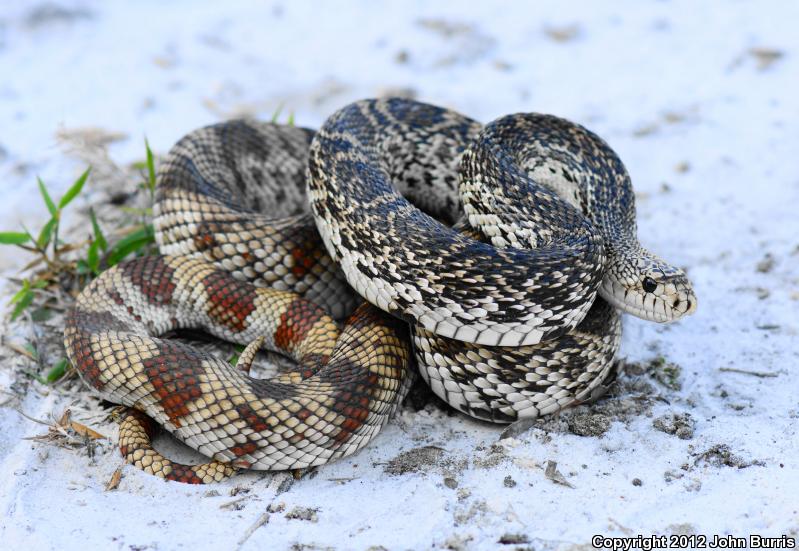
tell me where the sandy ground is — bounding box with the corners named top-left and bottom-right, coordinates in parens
top-left (1, 2), bottom-right (798, 550)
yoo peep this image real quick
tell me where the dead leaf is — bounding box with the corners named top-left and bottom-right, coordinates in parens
top-left (749, 48), bottom-right (784, 70)
top-left (663, 111), bottom-right (686, 124)
top-left (58, 409), bottom-right (106, 440)
top-left (105, 468), bottom-right (122, 491)
top-left (499, 417), bottom-right (537, 440)
top-left (544, 460), bottom-right (575, 488)
top-left (68, 419), bottom-right (106, 440)
top-left (633, 123), bottom-right (659, 137)
top-left (544, 24), bottom-right (581, 43)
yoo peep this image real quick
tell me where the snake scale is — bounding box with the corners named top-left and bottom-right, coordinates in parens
top-left (64, 98), bottom-right (696, 483)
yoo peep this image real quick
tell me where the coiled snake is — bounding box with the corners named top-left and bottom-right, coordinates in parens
top-left (64, 98), bottom-right (696, 483)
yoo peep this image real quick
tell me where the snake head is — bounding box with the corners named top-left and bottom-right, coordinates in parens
top-left (600, 248), bottom-right (697, 323)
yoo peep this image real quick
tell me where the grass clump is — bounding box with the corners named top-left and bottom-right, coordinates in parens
top-left (1, 140), bottom-right (160, 383)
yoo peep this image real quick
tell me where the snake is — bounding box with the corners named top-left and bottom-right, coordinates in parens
top-left (64, 98), bottom-right (697, 483)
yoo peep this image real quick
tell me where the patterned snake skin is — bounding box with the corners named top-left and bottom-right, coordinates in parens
top-left (64, 98), bottom-right (696, 483)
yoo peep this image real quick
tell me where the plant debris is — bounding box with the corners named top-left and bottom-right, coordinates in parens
top-left (105, 468), bottom-right (123, 491)
top-left (648, 356), bottom-right (683, 391)
top-left (693, 444), bottom-right (765, 469)
top-left (23, 408), bottom-right (107, 455)
top-left (285, 506), bottom-right (319, 523)
top-left (719, 367), bottom-right (778, 378)
top-left (383, 446), bottom-right (445, 476)
top-left (543, 24), bottom-right (582, 43)
top-left (498, 533), bottom-right (530, 545)
top-left (748, 47), bottom-right (785, 70)
top-left (473, 443), bottom-right (509, 469)
top-left (653, 412), bottom-right (695, 440)
top-left (755, 253), bottom-right (776, 273)
top-left (544, 460), bottom-right (574, 489)
top-left (568, 412), bottom-right (612, 437)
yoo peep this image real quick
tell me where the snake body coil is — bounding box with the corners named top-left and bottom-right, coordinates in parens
top-left (64, 98), bottom-right (696, 482)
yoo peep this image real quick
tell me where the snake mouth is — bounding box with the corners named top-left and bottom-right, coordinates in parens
top-left (599, 280), bottom-right (694, 323)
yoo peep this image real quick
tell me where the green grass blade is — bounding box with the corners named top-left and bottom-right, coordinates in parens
top-left (57, 167), bottom-right (91, 210)
top-left (227, 344), bottom-right (246, 366)
top-left (144, 138), bottom-right (157, 192)
top-left (11, 289), bottom-right (34, 320)
top-left (36, 218), bottom-right (57, 249)
top-left (89, 208), bottom-right (107, 251)
top-left (46, 358), bottom-right (69, 383)
top-left (87, 239), bottom-right (100, 273)
top-left (9, 280), bottom-right (31, 305)
top-left (0, 231), bottom-right (32, 245)
top-left (106, 224), bottom-right (155, 266)
top-left (270, 103), bottom-right (284, 123)
top-left (38, 177), bottom-right (58, 216)
top-left (23, 342), bottom-right (38, 360)
top-left (75, 259), bottom-right (91, 275)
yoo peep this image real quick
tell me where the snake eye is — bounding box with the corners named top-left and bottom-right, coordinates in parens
top-left (642, 277), bottom-right (657, 293)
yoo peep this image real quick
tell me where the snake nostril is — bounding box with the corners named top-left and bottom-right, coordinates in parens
top-left (672, 298), bottom-right (680, 309)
